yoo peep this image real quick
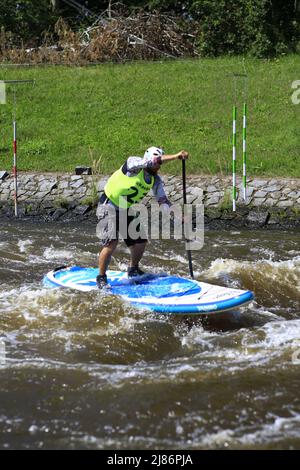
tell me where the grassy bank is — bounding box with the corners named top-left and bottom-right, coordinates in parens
top-left (0, 56), bottom-right (299, 177)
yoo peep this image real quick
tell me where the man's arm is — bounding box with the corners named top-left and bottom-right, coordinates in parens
top-left (152, 175), bottom-right (171, 206)
top-left (126, 150), bottom-right (189, 173)
top-left (158, 150), bottom-right (189, 164)
top-left (126, 155), bottom-right (161, 173)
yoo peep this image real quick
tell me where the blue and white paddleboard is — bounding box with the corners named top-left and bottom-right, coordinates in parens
top-left (44, 266), bottom-right (254, 315)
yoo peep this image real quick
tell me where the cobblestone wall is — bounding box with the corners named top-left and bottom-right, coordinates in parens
top-left (0, 173), bottom-right (300, 228)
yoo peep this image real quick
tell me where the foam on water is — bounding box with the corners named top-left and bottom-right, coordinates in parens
top-left (178, 317), bottom-right (300, 372)
top-left (202, 256), bottom-right (300, 308)
top-left (249, 246), bottom-right (275, 259)
top-left (205, 256), bottom-right (300, 278)
top-left (43, 247), bottom-right (75, 261)
top-left (198, 411), bottom-right (300, 449)
top-left (238, 412), bottom-right (300, 447)
top-left (242, 319), bottom-right (300, 350)
top-left (17, 239), bottom-right (33, 253)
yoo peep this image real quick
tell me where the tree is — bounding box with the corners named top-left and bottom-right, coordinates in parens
top-left (0, 0), bottom-right (59, 45)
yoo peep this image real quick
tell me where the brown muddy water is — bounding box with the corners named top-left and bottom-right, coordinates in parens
top-left (0, 220), bottom-right (300, 450)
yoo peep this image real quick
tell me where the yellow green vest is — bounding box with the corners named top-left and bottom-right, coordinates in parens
top-left (104, 167), bottom-right (154, 209)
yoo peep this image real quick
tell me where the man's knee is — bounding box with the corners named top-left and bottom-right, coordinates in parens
top-left (100, 239), bottom-right (118, 253)
top-left (108, 240), bottom-right (119, 250)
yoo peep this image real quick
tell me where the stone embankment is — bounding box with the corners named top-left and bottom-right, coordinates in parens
top-left (0, 173), bottom-right (300, 228)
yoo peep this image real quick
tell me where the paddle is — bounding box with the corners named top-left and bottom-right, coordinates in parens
top-left (182, 158), bottom-right (194, 279)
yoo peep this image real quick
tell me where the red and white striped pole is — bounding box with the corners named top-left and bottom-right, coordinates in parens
top-left (1, 80), bottom-right (35, 217)
top-left (13, 120), bottom-right (18, 217)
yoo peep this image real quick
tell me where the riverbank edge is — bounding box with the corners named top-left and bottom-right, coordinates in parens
top-left (0, 173), bottom-right (300, 229)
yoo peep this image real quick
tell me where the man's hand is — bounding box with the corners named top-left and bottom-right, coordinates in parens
top-left (177, 150), bottom-right (189, 160)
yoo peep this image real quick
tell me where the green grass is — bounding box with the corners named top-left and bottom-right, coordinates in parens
top-left (0, 56), bottom-right (299, 177)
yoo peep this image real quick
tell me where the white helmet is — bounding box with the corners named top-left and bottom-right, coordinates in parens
top-left (144, 146), bottom-right (164, 160)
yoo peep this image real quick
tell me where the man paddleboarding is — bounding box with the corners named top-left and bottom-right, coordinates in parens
top-left (96, 147), bottom-right (189, 288)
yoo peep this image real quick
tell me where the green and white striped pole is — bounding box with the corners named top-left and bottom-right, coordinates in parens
top-left (232, 105), bottom-right (237, 212)
top-left (243, 103), bottom-right (247, 201)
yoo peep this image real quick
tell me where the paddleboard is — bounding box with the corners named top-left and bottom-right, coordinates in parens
top-left (44, 266), bottom-right (254, 315)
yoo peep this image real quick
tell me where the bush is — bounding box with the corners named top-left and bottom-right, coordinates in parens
top-left (148, 0), bottom-right (300, 57)
top-left (190, 0), bottom-right (300, 57)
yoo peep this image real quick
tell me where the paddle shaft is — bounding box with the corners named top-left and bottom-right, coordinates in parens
top-left (182, 159), bottom-right (194, 279)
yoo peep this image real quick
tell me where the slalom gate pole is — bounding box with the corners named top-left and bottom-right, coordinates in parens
top-left (232, 105), bottom-right (237, 212)
top-left (231, 71), bottom-right (248, 211)
top-left (182, 158), bottom-right (194, 279)
top-left (13, 120), bottom-right (18, 217)
top-left (0, 80), bottom-right (35, 217)
top-left (243, 102), bottom-right (247, 201)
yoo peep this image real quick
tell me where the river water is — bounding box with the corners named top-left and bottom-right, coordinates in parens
top-left (0, 220), bottom-right (300, 450)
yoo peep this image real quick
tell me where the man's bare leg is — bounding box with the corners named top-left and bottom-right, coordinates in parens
top-left (128, 241), bottom-right (147, 269)
top-left (98, 240), bottom-right (119, 276)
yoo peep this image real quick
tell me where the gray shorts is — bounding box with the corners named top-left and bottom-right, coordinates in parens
top-left (96, 202), bottom-right (147, 247)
